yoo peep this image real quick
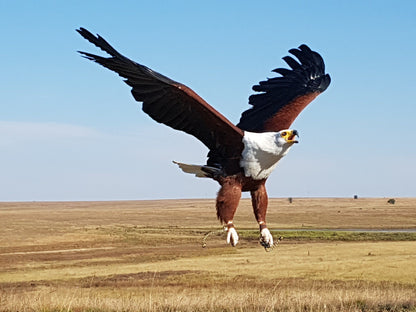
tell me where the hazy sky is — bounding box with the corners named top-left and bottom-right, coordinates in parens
top-left (1, 1), bottom-right (415, 201)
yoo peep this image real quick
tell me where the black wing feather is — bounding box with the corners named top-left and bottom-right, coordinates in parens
top-left (237, 44), bottom-right (331, 132)
top-left (77, 28), bottom-right (244, 167)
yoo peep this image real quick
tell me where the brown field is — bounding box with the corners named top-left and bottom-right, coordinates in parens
top-left (0, 197), bottom-right (416, 311)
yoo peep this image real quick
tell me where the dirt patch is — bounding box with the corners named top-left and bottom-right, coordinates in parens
top-left (0, 246), bottom-right (115, 256)
top-left (80, 270), bottom-right (204, 287)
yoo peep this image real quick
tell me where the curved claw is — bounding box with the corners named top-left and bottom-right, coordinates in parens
top-left (260, 228), bottom-right (274, 248)
top-left (226, 227), bottom-right (239, 247)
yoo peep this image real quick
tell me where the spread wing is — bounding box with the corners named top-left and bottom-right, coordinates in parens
top-left (237, 44), bottom-right (331, 132)
top-left (77, 28), bottom-right (244, 162)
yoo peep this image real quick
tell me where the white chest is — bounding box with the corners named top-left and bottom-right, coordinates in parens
top-left (240, 131), bottom-right (292, 180)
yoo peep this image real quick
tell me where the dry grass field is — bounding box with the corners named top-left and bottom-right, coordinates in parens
top-left (1, 197), bottom-right (416, 311)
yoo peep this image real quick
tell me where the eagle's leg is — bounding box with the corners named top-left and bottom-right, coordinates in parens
top-left (250, 183), bottom-right (274, 248)
top-left (216, 177), bottom-right (242, 247)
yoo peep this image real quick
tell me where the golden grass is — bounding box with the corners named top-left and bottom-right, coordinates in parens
top-left (1, 198), bottom-right (416, 311)
top-left (3, 278), bottom-right (415, 312)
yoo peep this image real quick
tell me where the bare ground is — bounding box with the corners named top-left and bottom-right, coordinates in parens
top-left (1, 198), bottom-right (415, 311)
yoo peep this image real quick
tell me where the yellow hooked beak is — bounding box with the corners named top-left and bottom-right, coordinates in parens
top-left (281, 130), bottom-right (299, 144)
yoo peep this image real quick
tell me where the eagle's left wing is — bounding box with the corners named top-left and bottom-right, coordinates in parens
top-left (237, 44), bottom-right (331, 132)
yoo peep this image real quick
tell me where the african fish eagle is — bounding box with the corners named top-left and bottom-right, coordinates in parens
top-left (77, 27), bottom-right (331, 248)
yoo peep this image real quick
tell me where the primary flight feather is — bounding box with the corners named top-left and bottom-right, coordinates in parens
top-left (77, 27), bottom-right (331, 248)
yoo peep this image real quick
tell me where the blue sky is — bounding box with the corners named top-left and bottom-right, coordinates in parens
top-left (0, 1), bottom-right (415, 201)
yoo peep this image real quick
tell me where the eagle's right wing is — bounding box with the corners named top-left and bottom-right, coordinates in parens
top-left (77, 28), bottom-right (244, 163)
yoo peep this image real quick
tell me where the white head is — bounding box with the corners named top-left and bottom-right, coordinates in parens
top-left (275, 129), bottom-right (299, 146)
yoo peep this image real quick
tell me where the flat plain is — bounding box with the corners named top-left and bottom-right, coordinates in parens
top-left (1, 197), bottom-right (415, 311)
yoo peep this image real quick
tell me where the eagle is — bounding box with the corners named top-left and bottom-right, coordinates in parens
top-left (77, 27), bottom-right (331, 248)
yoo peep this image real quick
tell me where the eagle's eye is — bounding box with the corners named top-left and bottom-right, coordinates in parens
top-left (281, 131), bottom-right (287, 137)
